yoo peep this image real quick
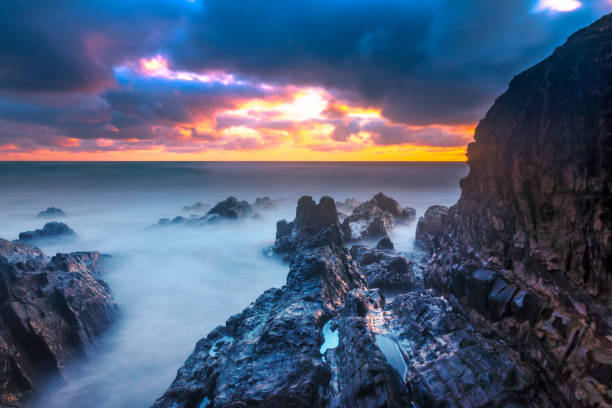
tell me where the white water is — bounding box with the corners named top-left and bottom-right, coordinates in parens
top-left (0, 162), bottom-right (466, 407)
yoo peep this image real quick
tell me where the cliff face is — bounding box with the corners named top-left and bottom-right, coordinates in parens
top-left (421, 13), bottom-right (612, 407)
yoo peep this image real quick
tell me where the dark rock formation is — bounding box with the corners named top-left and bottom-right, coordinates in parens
top-left (155, 196), bottom-right (556, 407)
top-left (272, 196), bottom-right (343, 257)
top-left (207, 197), bottom-right (252, 220)
top-left (350, 245), bottom-right (415, 292)
top-left (342, 193), bottom-right (416, 241)
top-left (36, 207), bottom-right (66, 218)
top-left (156, 197), bottom-right (253, 227)
top-left (18, 222), bottom-right (76, 244)
top-left (253, 197), bottom-right (281, 210)
top-left (182, 202), bottom-right (210, 213)
top-left (152, 197), bottom-right (366, 408)
top-left (0, 239), bottom-right (116, 407)
top-left (419, 14), bottom-right (612, 407)
top-left (376, 237), bottom-right (394, 251)
top-left (415, 205), bottom-right (448, 251)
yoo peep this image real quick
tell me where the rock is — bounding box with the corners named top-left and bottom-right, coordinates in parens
top-left (182, 202), bottom-right (210, 212)
top-left (422, 14), bottom-right (612, 407)
top-left (253, 196), bottom-right (280, 210)
top-left (155, 197), bottom-right (253, 228)
top-left (206, 196), bottom-right (251, 220)
top-left (154, 194), bottom-right (558, 408)
top-left (350, 245), bottom-right (415, 292)
top-left (272, 196), bottom-right (342, 258)
top-left (0, 239), bottom-right (116, 407)
top-left (152, 197), bottom-right (365, 408)
top-left (415, 205), bottom-right (448, 250)
top-left (376, 237), bottom-right (394, 250)
top-left (342, 193), bottom-right (416, 241)
top-left (18, 222), bottom-right (76, 243)
top-left (36, 207), bottom-right (66, 218)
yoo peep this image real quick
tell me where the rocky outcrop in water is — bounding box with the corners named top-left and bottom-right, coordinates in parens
top-left (154, 196), bottom-right (556, 408)
top-left (341, 193), bottom-right (416, 241)
top-left (157, 197), bottom-right (253, 227)
top-left (418, 14), bottom-right (612, 407)
top-left (18, 222), bottom-right (76, 244)
top-left (272, 196), bottom-right (344, 258)
top-left (182, 202), bottom-right (210, 213)
top-left (36, 208), bottom-right (66, 218)
top-left (0, 239), bottom-right (117, 407)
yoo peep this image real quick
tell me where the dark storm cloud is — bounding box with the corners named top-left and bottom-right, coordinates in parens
top-left (0, 0), bottom-right (194, 92)
top-left (0, 0), bottom-right (610, 152)
top-left (170, 0), bottom-right (608, 124)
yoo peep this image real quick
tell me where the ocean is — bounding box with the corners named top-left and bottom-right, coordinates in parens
top-left (0, 161), bottom-right (467, 408)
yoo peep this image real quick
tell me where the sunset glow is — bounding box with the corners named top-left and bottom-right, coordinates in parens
top-left (1, 0), bottom-right (606, 161)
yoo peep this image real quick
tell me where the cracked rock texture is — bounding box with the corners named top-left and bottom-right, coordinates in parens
top-left (0, 239), bottom-right (116, 407)
top-left (419, 13), bottom-right (612, 407)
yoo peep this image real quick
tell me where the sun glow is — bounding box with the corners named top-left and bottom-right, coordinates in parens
top-left (535, 0), bottom-right (582, 12)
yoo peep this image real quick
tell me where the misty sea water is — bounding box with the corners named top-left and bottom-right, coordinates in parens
top-left (0, 161), bottom-right (467, 407)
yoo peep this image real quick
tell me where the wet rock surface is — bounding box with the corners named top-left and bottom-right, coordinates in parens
top-left (418, 14), bottom-right (612, 407)
top-left (18, 222), bottom-right (76, 244)
top-left (154, 196), bottom-right (557, 408)
top-left (0, 239), bottom-right (117, 407)
top-left (349, 245), bottom-right (415, 293)
top-left (341, 193), bottom-right (416, 241)
top-left (35, 208), bottom-right (66, 219)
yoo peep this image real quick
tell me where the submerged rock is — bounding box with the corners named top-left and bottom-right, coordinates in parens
top-left (182, 202), bottom-right (210, 212)
top-left (36, 207), bottom-right (66, 218)
top-left (18, 222), bottom-right (76, 243)
top-left (253, 196), bottom-right (281, 210)
top-left (0, 239), bottom-right (117, 407)
top-left (156, 197), bottom-right (253, 227)
top-left (207, 196), bottom-right (252, 220)
top-left (420, 14), bottom-right (612, 407)
top-left (341, 193), bottom-right (416, 241)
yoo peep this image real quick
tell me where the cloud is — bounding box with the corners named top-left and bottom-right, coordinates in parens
top-left (0, 0), bottom-right (610, 159)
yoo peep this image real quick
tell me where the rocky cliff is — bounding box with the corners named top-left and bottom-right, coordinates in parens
top-left (418, 13), bottom-right (612, 407)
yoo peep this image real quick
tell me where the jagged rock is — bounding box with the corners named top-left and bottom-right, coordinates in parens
top-left (18, 222), bottom-right (76, 243)
top-left (253, 197), bottom-right (281, 210)
top-left (350, 245), bottom-right (414, 292)
top-left (0, 239), bottom-right (116, 407)
top-left (376, 237), bottom-right (394, 250)
top-left (152, 197), bottom-right (366, 408)
top-left (341, 193), bottom-right (416, 241)
top-left (182, 202), bottom-right (210, 212)
top-left (35, 207), bottom-right (66, 218)
top-left (422, 14), bottom-right (612, 407)
top-left (156, 197), bottom-right (253, 227)
top-left (272, 196), bottom-right (342, 258)
top-left (415, 205), bottom-right (448, 250)
top-left (155, 193), bottom-right (560, 408)
top-left (207, 196), bottom-right (252, 220)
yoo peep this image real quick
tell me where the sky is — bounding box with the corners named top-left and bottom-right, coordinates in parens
top-left (0, 0), bottom-right (610, 161)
